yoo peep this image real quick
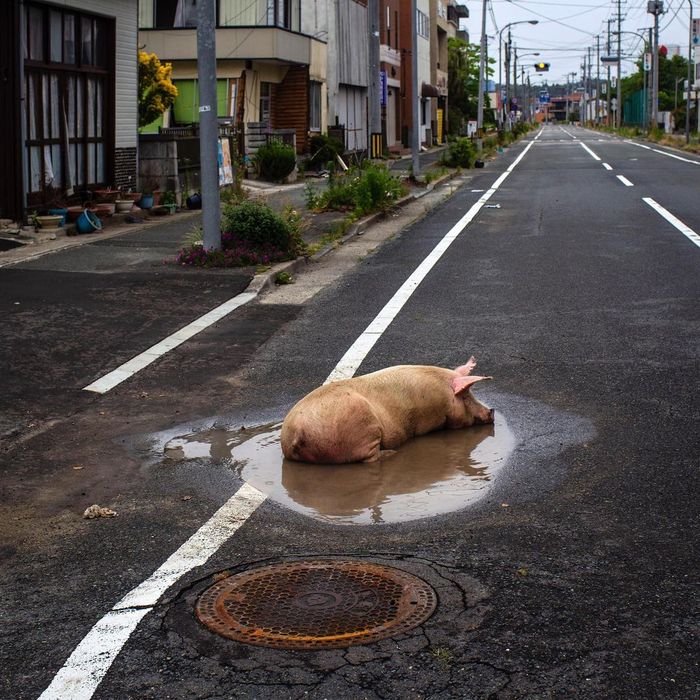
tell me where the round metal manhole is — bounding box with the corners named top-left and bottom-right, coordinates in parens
top-left (195, 559), bottom-right (438, 649)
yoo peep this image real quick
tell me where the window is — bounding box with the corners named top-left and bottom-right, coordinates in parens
top-left (260, 82), bottom-right (272, 124)
top-left (417, 10), bottom-right (429, 39)
top-left (218, 0), bottom-right (299, 30)
top-left (24, 4), bottom-right (113, 196)
top-left (309, 81), bottom-right (322, 131)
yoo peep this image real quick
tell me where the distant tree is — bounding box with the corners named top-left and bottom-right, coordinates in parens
top-left (138, 50), bottom-right (178, 128)
top-left (447, 37), bottom-right (495, 135)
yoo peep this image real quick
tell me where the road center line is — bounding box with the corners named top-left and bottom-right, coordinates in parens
top-left (39, 138), bottom-right (538, 700)
top-left (580, 142), bottom-right (601, 161)
top-left (643, 197), bottom-right (700, 249)
top-left (616, 175), bottom-right (634, 187)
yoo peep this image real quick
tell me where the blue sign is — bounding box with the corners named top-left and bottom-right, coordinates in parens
top-left (538, 91), bottom-right (550, 104)
top-left (380, 70), bottom-right (388, 107)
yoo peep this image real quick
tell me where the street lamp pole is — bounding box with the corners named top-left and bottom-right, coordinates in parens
top-left (498, 20), bottom-right (538, 131)
top-left (477, 0), bottom-right (488, 136)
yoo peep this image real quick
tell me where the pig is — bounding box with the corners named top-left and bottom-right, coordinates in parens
top-left (281, 357), bottom-right (494, 464)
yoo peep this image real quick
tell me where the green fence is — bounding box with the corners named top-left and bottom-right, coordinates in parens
top-left (623, 89), bottom-right (647, 127)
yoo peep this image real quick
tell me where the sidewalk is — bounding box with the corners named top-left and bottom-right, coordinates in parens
top-left (0, 145), bottom-right (452, 279)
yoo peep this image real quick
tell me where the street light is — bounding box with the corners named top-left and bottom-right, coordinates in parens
top-left (685, 1), bottom-right (693, 144)
top-left (614, 29), bottom-right (652, 129)
top-left (497, 20), bottom-right (539, 129)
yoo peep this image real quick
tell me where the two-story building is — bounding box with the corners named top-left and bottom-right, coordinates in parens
top-left (0, 0), bottom-right (139, 222)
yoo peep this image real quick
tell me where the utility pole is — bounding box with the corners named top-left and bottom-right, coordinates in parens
top-left (649, 0), bottom-right (663, 129)
top-left (505, 28), bottom-right (511, 130)
top-left (476, 0), bottom-right (487, 137)
top-left (368, 0), bottom-right (382, 157)
top-left (596, 36), bottom-right (601, 125)
top-left (197, 0), bottom-right (221, 250)
top-left (513, 46), bottom-right (518, 122)
top-left (587, 46), bottom-right (592, 123)
top-left (686, 1), bottom-right (693, 144)
top-left (617, 0), bottom-right (622, 128)
top-left (607, 20), bottom-right (612, 126)
top-left (411, 0), bottom-right (420, 175)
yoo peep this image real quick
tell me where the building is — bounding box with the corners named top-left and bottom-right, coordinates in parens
top-left (0, 0), bottom-right (139, 221)
top-left (138, 0), bottom-right (335, 155)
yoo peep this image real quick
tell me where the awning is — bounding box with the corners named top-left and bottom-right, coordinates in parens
top-left (421, 83), bottom-right (439, 98)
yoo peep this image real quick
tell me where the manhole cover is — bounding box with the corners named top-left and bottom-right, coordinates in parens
top-left (195, 559), bottom-right (437, 649)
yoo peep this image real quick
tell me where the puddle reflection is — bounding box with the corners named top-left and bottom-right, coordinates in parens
top-left (164, 416), bottom-right (515, 524)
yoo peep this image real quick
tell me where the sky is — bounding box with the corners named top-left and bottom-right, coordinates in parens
top-left (474, 0), bottom-right (697, 87)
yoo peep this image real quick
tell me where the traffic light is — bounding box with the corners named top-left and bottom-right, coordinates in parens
top-left (534, 62), bottom-right (550, 72)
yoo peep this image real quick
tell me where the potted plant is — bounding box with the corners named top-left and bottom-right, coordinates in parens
top-left (93, 187), bottom-right (120, 203)
top-left (137, 180), bottom-right (158, 209)
top-left (161, 190), bottom-right (177, 214)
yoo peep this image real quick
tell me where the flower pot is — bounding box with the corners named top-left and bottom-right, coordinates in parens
top-left (67, 206), bottom-right (85, 222)
top-left (93, 189), bottom-right (120, 203)
top-left (48, 208), bottom-right (68, 226)
top-left (137, 194), bottom-right (154, 209)
top-left (115, 200), bottom-right (133, 213)
top-left (35, 214), bottom-right (64, 229)
top-left (75, 209), bottom-right (102, 234)
top-left (93, 202), bottom-right (115, 217)
top-left (151, 205), bottom-right (170, 216)
top-left (186, 193), bottom-right (202, 210)
top-left (122, 192), bottom-right (142, 202)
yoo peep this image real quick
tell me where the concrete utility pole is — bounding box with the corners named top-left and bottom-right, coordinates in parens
top-left (368, 0), bottom-right (382, 156)
top-left (476, 0), bottom-right (488, 136)
top-left (649, 0), bottom-right (663, 129)
top-left (686, 1), bottom-right (694, 144)
top-left (197, 0), bottom-right (221, 250)
top-left (617, 0), bottom-right (622, 128)
top-left (596, 36), bottom-right (601, 124)
top-left (505, 28), bottom-right (511, 129)
top-left (499, 21), bottom-right (538, 131)
top-left (411, 0), bottom-right (420, 176)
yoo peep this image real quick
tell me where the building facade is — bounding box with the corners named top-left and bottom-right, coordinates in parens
top-left (0, 0), bottom-right (139, 221)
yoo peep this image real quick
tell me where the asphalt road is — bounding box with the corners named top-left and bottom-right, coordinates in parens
top-left (1, 125), bottom-right (698, 699)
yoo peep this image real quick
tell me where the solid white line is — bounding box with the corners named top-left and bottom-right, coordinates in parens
top-left (602, 162), bottom-right (613, 171)
top-left (38, 483), bottom-right (267, 700)
top-left (624, 139), bottom-right (700, 165)
top-left (643, 197), bottom-right (700, 249)
top-left (616, 175), bottom-right (634, 187)
top-left (326, 138), bottom-right (537, 384)
top-left (41, 140), bottom-right (538, 700)
top-left (83, 292), bottom-right (258, 393)
top-left (580, 142), bottom-right (601, 161)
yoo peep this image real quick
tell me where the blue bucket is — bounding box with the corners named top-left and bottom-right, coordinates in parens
top-left (76, 209), bottom-right (102, 234)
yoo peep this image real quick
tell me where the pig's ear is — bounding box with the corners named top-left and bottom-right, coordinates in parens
top-left (455, 356), bottom-right (477, 376)
top-left (451, 375), bottom-right (492, 396)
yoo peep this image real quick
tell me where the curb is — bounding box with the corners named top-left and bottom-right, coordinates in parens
top-left (247, 168), bottom-right (464, 295)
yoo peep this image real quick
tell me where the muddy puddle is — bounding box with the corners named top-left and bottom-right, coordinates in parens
top-left (164, 415), bottom-right (516, 524)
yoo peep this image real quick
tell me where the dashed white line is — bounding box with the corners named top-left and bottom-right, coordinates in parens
top-left (616, 175), bottom-right (634, 187)
top-left (41, 128), bottom-right (540, 700)
top-left (602, 162), bottom-right (613, 170)
top-left (643, 197), bottom-right (700, 249)
top-left (580, 142), bottom-right (601, 161)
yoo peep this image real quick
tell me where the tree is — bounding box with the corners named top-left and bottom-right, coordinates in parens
top-left (138, 50), bottom-right (178, 128)
top-left (447, 37), bottom-right (495, 135)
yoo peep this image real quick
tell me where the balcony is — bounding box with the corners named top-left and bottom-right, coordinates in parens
top-left (447, 3), bottom-right (469, 26)
top-left (139, 26), bottom-right (322, 66)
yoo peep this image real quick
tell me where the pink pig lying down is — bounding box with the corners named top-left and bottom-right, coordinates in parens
top-left (281, 357), bottom-right (494, 464)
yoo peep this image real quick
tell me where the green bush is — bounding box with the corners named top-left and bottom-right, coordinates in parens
top-left (254, 139), bottom-right (296, 182)
top-left (352, 162), bottom-right (405, 216)
top-left (308, 133), bottom-right (345, 169)
top-left (444, 137), bottom-right (477, 168)
top-left (221, 200), bottom-right (293, 252)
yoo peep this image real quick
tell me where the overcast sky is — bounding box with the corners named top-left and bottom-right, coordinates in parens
top-left (476, 0), bottom-right (697, 87)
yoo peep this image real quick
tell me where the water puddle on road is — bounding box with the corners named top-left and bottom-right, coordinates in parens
top-left (164, 415), bottom-right (516, 524)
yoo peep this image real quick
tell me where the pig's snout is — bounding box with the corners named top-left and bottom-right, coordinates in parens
top-left (475, 407), bottom-right (495, 425)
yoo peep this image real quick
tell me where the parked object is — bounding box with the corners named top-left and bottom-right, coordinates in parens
top-left (75, 209), bottom-right (102, 234)
top-left (186, 192), bottom-right (202, 210)
top-left (115, 200), bottom-right (134, 213)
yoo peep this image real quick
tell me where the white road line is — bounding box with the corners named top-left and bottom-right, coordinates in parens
top-left (616, 175), bottom-right (634, 187)
top-left (624, 140), bottom-right (700, 165)
top-left (83, 292), bottom-right (257, 393)
top-left (39, 136), bottom-right (539, 700)
top-left (326, 138), bottom-right (537, 383)
top-left (38, 482), bottom-right (267, 700)
top-left (559, 127), bottom-right (577, 140)
top-left (602, 162), bottom-right (613, 170)
top-left (580, 142), bottom-right (601, 161)
top-left (643, 197), bottom-right (700, 249)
